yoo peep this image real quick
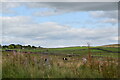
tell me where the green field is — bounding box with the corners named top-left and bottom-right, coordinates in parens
top-left (2, 46), bottom-right (119, 57)
top-left (2, 46), bottom-right (119, 78)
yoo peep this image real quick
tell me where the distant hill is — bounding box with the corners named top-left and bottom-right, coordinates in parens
top-left (100, 44), bottom-right (120, 47)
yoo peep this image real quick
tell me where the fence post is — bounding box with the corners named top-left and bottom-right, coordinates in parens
top-left (87, 42), bottom-right (92, 67)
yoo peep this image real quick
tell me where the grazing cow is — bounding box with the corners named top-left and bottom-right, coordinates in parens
top-left (82, 57), bottom-right (87, 64)
top-left (44, 58), bottom-right (51, 68)
top-left (24, 52), bottom-right (27, 53)
top-left (63, 58), bottom-right (68, 60)
top-left (44, 58), bottom-right (48, 62)
top-left (66, 55), bottom-right (72, 57)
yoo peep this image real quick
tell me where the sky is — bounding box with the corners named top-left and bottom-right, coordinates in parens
top-left (0, 1), bottom-right (119, 48)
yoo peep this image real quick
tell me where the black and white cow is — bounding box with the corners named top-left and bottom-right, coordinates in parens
top-left (63, 57), bottom-right (68, 60)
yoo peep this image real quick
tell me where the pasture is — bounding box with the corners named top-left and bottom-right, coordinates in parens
top-left (2, 46), bottom-right (119, 78)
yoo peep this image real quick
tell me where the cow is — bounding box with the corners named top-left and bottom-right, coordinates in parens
top-left (63, 58), bottom-right (68, 60)
top-left (82, 57), bottom-right (87, 64)
top-left (44, 58), bottom-right (48, 62)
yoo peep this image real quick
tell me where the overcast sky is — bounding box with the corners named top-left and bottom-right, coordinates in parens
top-left (0, 2), bottom-right (119, 48)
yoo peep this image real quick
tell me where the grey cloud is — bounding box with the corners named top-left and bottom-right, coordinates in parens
top-left (43, 2), bottom-right (117, 11)
top-left (1, 2), bottom-right (118, 16)
top-left (28, 2), bottom-right (118, 16)
top-left (1, 0), bottom-right (119, 2)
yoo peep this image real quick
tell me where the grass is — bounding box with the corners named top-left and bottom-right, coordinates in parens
top-left (2, 46), bottom-right (119, 78)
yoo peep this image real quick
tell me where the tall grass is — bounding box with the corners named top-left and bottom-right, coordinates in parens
top-left (2, 51), bottom-right (118, 78)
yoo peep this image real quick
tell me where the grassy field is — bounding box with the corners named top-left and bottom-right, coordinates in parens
top-left (2, 46), bottom-right (119, 78)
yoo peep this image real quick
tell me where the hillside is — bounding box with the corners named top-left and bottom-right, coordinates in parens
top-left (100, 44), bottom-right (120, 47)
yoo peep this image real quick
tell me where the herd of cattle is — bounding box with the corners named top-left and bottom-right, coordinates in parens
top-left (3, 49), bottom-right (118, 66)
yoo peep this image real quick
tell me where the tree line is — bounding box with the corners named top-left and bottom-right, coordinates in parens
top-left (0, 44), bottom-right (42, 49)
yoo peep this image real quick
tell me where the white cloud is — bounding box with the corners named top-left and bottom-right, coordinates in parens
top-left (1, 16), bottom-right (118, 47)
top-left (1, 2), bottom-right (21, 14)
top-left (90, 10), bottom-right (118, 25)
top-left (1, 2), bottom-right (118, 47)
top-left (110, 36), bottom-right (118, 41)
top-left (90, 11), bottom-right (118, 19)
top-left (101, 18), bottom-right (118, 24)
top-left (1, 2), bottom-right (118, 27)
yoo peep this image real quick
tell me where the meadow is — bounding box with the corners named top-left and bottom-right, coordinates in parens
top-left (2, 46), bottom-right (119, 78)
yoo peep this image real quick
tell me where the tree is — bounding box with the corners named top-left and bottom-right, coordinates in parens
top-left (8, 44), bottom-right (15, 49)
top-left (15, 44), bottom-right (22, 49)
top-left (38, 46), bottom-right (42, 48)
top-left (27, 45), bottom-right (31, 49)
top-left (32, 46), bottom-right (36, 49)
top-left (3, 45), bottom-right (8, 49)
top-left (22, 46), bottom-right (26, 49)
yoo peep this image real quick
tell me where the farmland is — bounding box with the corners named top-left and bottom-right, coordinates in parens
top-left (1, 45), bottom-right (119, 78)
